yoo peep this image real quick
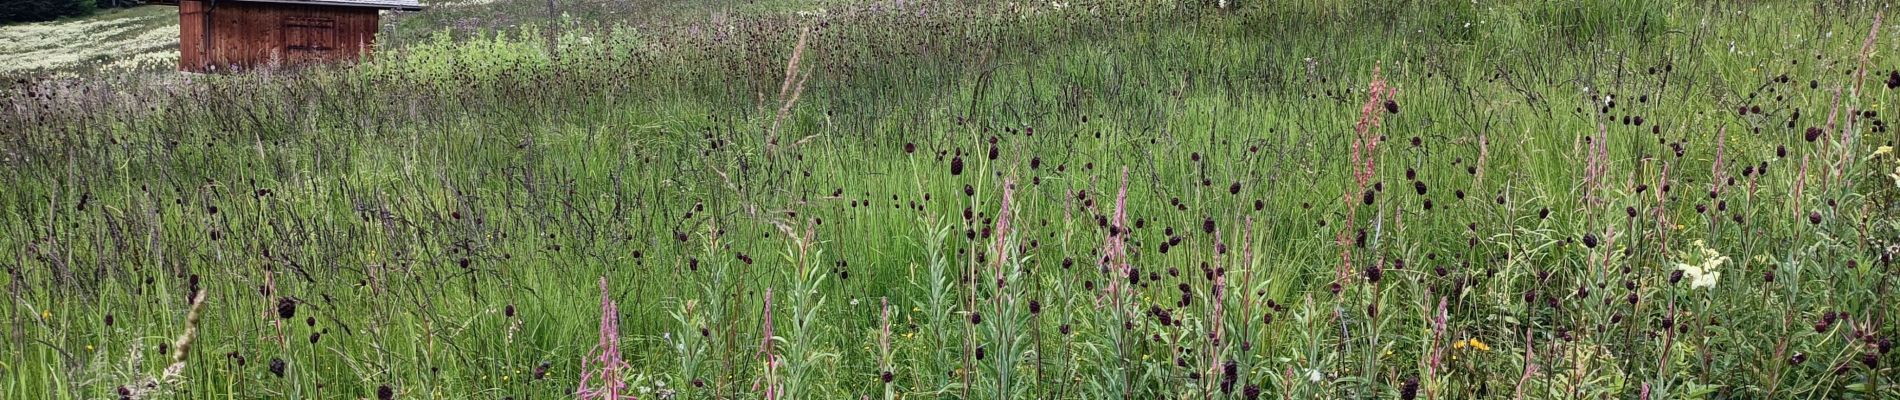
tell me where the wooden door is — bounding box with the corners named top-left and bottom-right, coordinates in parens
top-left (283, 16), bottom-right (338, 64)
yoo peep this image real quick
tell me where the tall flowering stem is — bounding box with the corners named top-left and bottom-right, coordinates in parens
top-left (1708, 125), bottom-right (1729, 236)
top-left (1711, 126), bottom-right (1728, 200)
top-left (1097, 167), bottom-right (1134, 398)
top-left (1423, 297), bottom-right (1448, 400)
top-left (877, 297), bottom-right (896, 400)
top-left (991, 179), bottom-right (1016, 279)
top-left (1823, 86), bottom-right (1845, 188)
top-left (577, 277), bottom-right (635, 400)
top-left (1102, 167), bottom-right (1133, 303)
top-left (1233, 217), bottom-right (1259, 394)
top-left (1337, 66), bottom-right (1396, 289)
top-left (982, 179), bottom-right (1027, 398)
top-left (1653, 161), bottom-right (1675, 255)
top-left (1582, 119), bottom-right (1611, 207)
top-left (1834, 10), bottom-right (1883, 186)
top-left (757, 288), bottom-right (781, 400)
top-left (1206, 227), bottom-right (1230, 396)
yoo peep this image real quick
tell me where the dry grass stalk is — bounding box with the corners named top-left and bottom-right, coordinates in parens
top-left (768, 28), bottom-right (814, 150)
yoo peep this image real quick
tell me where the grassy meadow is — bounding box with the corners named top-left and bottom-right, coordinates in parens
top-left (2, 0), bottom-right (1898, 399)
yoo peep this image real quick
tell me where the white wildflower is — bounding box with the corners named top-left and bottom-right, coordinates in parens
top-left (1676, 240), bottom-right (1728, 290)
top-left (1677, 262), bottom-right (1720, 289)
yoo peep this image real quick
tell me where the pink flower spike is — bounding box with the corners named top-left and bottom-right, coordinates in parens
top-left (577, 276), bottom-right (635, 400)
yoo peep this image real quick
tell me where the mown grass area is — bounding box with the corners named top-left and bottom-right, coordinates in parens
top-left (2, 0), bottom-right (1898, 399)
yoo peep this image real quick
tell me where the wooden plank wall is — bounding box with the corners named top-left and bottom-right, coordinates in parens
top-left (180, 1), bottom-right (379, 72)
top-left (177, 0), bottom-right (207, 71)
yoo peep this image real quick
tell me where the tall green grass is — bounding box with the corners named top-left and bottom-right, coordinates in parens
top-left (2, 0), bottom-right (1896, 399)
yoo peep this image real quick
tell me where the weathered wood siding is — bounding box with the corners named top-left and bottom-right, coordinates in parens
top-left (178, 1), bottom-right (380, 72)
top-left (178, 0), bottom-right (208, 71)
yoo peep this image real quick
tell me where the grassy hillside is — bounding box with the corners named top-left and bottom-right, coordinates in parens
top-left (0, 0), bottom-right (826, 75)
top-left (3, 1), bottom-right (1898, 399)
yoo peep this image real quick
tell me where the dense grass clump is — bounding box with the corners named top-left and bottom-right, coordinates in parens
top-left (2, 0), bottom-right (1898, 399)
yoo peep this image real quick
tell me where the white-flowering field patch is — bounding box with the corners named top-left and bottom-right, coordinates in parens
top-left (0, 6), bottom-right (179, 74)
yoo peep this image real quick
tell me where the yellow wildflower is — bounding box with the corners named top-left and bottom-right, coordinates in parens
top-left (1451, 338), bottom-right (1491, 352)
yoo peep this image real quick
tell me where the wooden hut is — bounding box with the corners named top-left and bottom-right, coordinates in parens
top-left (158, 0), bottom-right (422, 72)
